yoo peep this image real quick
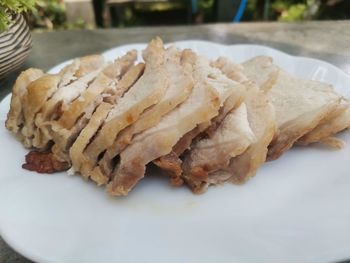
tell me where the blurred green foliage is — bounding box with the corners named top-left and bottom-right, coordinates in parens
top-left (133, 0), bottom-right (213, 11)
top-left (272, 0), bottom-right (320, 21)
top-left (0, 0), bottom-right (35, 30)
top-left (126, 0), bottom-right (215, 26)
top-left (29, 0), bottom-right (65, 29)
top-left (2, 0), bottom-right (348, 31)
top-left (280, 4), bottom-right (308, 21)
top-left (247, 0), bottom-right (349, 22)
top-left (27, 0), bottom-right (92, 30)
top-left (127, 0), bottom-right (349, 25)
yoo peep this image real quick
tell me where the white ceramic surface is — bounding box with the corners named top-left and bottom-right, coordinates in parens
top-left (1, 41), bottom-right (350, 263)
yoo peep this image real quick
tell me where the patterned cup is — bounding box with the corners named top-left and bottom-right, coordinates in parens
top-left (0, 15), bottom-right (32, 79)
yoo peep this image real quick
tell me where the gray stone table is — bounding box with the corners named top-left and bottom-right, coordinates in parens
top-left (1, 21), bottom-right (350, 263)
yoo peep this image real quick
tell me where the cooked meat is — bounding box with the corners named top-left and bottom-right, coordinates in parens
top-left (78, 37), bottom-right (169, 180)
top-left (154, 121), bottom-right (214, 186)
top-left (57, 55), bottom-right (104, 88)
top-left (182, 102), bottom-right (256, 193)
top-left (154, 151), bottom-right (184, 186)
top-left (49, 52), bottom-right (138, 162)
top-left (160, 56), bottom-right (250, 168)
top-left (33, 69), bottom-right (102, 148)
top-left (153, 56), bottom-right (247, 185)
top-left (320, 136), bottom-right (346, 149)
top-left (18, 55), bottom-right (105, 149)
top-left (154, 89), bottom-right (246, 186)
top-left (5, 37), bottom-right (349, 197)
top-left (69, 62), bottom-right (145, 179)
top-left (242, 56), bottom-right (342, 160)
top-left (297, 99), bottom-right (350, 147)
top-left (51, 101), bottom-right (100, 163)
top-left (212, 87), bottom-right (276, 186)
top-left (211, 57), bottom-right (248, 83)
top-left (21, 74), bottom-right (61, 148)
top-left (209, 58), bottom-right (277, 186)
top-left (69, 102), bottom-right (113, 178)
top-left (56, 51), bottom-right (137, 130)
top-left (104, 63), bottom-right (145, 104)
top-left (74, 55), bottom-right (105, 78)
top-left (242, 56), bottom-right (279, 92)
top-left (23, 150), bottom-right (69, 174)
top-left (204, 87), bottom-right (247, 135)
top-left (6, 68), bottom-right (44, 138)
top-left (107, 49), bottom-right (245, 196)
top-left (90, 46), bottom-right (194, 184)
top-left (153, 127), bottom-right (199, 185)
top-left (266, 70), bottom-right (341, 160)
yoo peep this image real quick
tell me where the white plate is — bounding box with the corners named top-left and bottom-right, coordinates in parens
top-left (1, 41), bottom-right (350, 263)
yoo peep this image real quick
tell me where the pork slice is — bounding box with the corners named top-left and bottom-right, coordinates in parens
top-left (90, 46), bottom-right (194, 185)
top-left (154, 58), bottom-right (248, 185)
top-left (68, 61), bottom-right (145, 176)
top-left (33, 69), bottom-right (101, 149)
top-left (242, 56), bottom-right (279, 92)
top-left (241, 56), bottom-right (342, 160)
top-left (79, 37), bottom-right (169, 178)
top-left (265, 70), bottom-right (341, 160)
top-left (68, 62), bottom-right (145, 173)
top-left (104, 63), bottom-right (145, 104)
top-left (21, 74), bottom-right (61, 148)
top-left (19, 55), bottom-right (105, 149)
top-left (74, 55), bottom-right (105, 78)
top-left (153, 90), bottom-right (246, 186)
top-left (318, 136), bottom-right (346, 149)
top-left (51, 99), bottom-right (101, 163)
top-left (56, 51), bottom-right (138, 130)
top-left (153, 126), bottom-right (204, 186)
top-left (211, 57), bottom-right (248, 83)
top-left (22, 150), bottom-right (70, 173)
top-left (6, 68), bottom-right (44, 137)
top-left (48, 52), bottom-right (139, 163)
top-left (107, 49), bottom-right (244, 196)
top-left (213, 87), bottom-right (276, 186)
top-left (153, 128), bottom-right (199, 183)
top-left (205, 57), bottom-right (276, 186)
top-left (182, 102), bottom-right (256, 193)
top-left (58, 54), bottom-right (104, 88)
top-left (297, 99), bottom-right (350, 148)
top-left (69, 102), bottom-right (113, 177)
top-left (202, 88), bottom-right (246, 137)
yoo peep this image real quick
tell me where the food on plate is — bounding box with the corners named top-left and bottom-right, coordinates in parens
top-left (79, 39), bottom-right (169, 184)
top-left (185, 86), bottom-right (276, 193)
top-left (51, 51), bottom-right (138, 163)
top-left (297, 98), bottom-right (350, 148)
top-left (6, 68), bottom-right (44, 137)
top-left (154, 55), bottom-right (247, 187)
top-left (107, 48), bottom-right (245, 195)
top-left (90, 44), bottom-right (194, 186)
top-left (181, 102), bottom-right (257, 192)
top-left (28, 55), bottom-right (104, 150)
top-left (5, 37), bottom-right (350, 196)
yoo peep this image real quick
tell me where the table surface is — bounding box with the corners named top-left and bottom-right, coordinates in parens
top-left (1, 21), bottom-right (350, 263)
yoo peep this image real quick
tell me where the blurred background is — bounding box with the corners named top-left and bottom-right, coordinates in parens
top-left (27, 0), bottom-right (350, 30)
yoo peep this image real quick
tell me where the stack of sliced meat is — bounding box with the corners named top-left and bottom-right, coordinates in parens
top-left (6, 38), bottom-right (350, 196)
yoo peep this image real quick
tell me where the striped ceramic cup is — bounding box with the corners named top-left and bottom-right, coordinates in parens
top-left (0, 15), bottom-right (32, 79)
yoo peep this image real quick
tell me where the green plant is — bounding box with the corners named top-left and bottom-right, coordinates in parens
top-left (245, 0), bottom-right (348, 22)
top-left (27, 0), bottom-right (92, 31)
top-left (273, 0), bottom-right (320, 21)
top-left (0, 0), bottom-right (36, 30)
top-left (29, 0), bottom-right (65, 30)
